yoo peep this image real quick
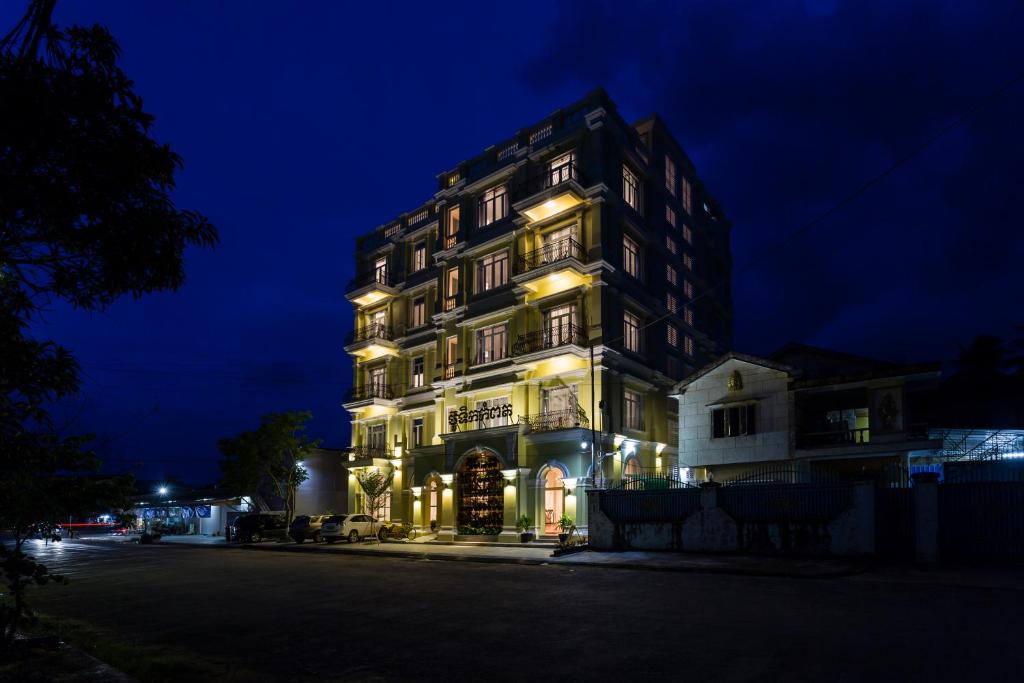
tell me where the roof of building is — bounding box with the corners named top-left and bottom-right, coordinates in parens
top-left (672, 343), bottom-right (942, 394)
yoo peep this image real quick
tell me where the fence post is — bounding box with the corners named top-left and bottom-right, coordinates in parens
top-left (851, 481), bottom-right (876, 556)
top-left (699, 481), bottom-right (720, 510)
top-left (912, 472), bottom-right (939, 564)
top-left (586, 488), bottom-right (612, 550)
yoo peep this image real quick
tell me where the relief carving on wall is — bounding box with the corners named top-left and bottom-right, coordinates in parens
top-left (727, 370), bottom-right (743, 392)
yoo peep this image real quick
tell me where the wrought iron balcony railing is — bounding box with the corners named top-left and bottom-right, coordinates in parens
top-left (345, 323), bottom-right (392, 345)
top-left (520, 407), bottom-right (590, 432)
top-left (520, 160), bottom-right (582, 197)
top-left (348, 445), bottom-right (389, 461)
top-left (512, 323), bottom-right (586, 356)
top-left (344, 384), bottom-right (394, 402)
top-left (519, 237), bottom-right (583, 273)
top-left (346, 269), bottom-right (392, 292)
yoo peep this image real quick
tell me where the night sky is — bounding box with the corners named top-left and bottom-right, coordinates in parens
top-left (9, 1), bottom-right (1023, 484)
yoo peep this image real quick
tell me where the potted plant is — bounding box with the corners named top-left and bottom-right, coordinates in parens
top-left (516, 515), bottom-right (534, 543)
top-left (557, 514), bottom-right (574, 545)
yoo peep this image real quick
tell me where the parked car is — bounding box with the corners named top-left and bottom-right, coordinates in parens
top-left (232, 513), bottom-right (287, 543)
top-left (289, 514), bottom-right (328, 543)
top-left (320, 514), bottom-right (377, 543)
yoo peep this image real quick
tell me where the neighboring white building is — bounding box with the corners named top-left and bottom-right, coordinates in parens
top-left (670, 345), bottom-right (943, 483)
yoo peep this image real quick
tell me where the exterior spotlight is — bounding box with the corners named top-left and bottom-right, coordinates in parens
top-left (500, 469), bottom-right (518, 483)
top-left (440, 474), bottom-right (454, 488)
top-left (581, 441), bottom-right (589, 449)
top-left (563, 477), bottom-right (578, 493)
top-left (411, 486), bottom-right (422, 500)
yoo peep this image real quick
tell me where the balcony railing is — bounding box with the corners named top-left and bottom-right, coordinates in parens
top-left (345, 323), bottom-right (392, 345)
top-left (520, 407), bottom-right (590, 433)
top-left (520, 160), bottom-right (582, 197)
top-left (512, 323), bottom-right (586, 356)
top-left (349, 445), bottom-right (389, 460)
top-left (443, 234), bottom-right (459, 250)
top-left (443, 294), bottom-right (459, 312)
top-left (344, 384), bottom-right (394, 402)
top-left (346, 270), bottom-right (391, 292)
top-left (519, 237), bottom-right (583, 273)
top-left (797, 427), bottom-right (870, 449)
top-left (442, 365), bottom-right (456, 380)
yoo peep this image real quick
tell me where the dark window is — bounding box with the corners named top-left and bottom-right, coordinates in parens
top-left (712, 405), bottom-right (756, 438)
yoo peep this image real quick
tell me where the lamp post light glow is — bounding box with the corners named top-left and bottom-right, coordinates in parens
top-left (158, 486), bottom-right (168, 496)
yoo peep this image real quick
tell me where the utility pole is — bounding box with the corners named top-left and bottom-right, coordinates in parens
top-left (590, 345), bottom-right (598, 487)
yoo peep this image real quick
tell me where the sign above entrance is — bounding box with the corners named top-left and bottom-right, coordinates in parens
top-left (448, 404), bottom-right (513, 430)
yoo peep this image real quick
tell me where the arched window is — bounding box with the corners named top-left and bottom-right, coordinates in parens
top-left (543, 468), bottom-right (564, 535)
top-left (429, 481), bottom-right (438, 523)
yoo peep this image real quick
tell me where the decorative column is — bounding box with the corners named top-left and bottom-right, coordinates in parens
top-left (516, 467), bottom-right (533, 535)
top-left (499, 469), bottom-right (519, 542)
top-left (438, 473), bottom-right (455, 541)
top-left (390, 457), bottom-right (403, 523)
top-left (563, 478), bottom-right (578, 532)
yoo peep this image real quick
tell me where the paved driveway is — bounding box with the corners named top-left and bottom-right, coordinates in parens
top-left (21, 538), bottom-right (1024, 682)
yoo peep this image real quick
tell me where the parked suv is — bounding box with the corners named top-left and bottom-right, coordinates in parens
top-left (232, 513), bottom-right (287, 543)
top-left (289, 514), bottom-right (327, 543)
top-left (320, 514), bottom-right (377, 543)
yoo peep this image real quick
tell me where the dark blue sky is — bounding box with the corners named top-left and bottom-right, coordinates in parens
top-left (9, 1), bottom-right (1023, 484)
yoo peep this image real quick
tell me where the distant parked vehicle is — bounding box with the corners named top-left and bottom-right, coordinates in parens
top-left (289, 515), bottom-right (328, 543)
top-left (320, 514), bottom-right (376, 543)
top-left (232, 513), bottom-right (288, 543)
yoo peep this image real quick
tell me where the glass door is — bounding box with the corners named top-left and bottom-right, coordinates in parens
top-left (544, 304), bottom-right (577, 348)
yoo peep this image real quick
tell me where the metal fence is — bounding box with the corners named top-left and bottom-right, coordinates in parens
top-left (718, 483), bottom-right (854, 523)
top-left (939, 481), bottom-right (1024, 563)
top-left (599, 488), bottom-right (702, 524)
top-left (720, 465), bottom-right (844, 487)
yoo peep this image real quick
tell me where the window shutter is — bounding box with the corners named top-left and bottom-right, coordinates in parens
top-left (747, 404), bottom-right (757, 435)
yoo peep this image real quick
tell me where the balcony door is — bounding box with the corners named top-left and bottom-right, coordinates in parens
top-left (548, 152), bottom-right (575, 187)
top-left (369, 309), bottom-right (386, 335)
top-left (542, 226), bottom-right (575, 262)
top-left (544, 304), bottom-right (577, 348)
top-left (369, 367), bottom-right (386, 397)
top-left (367, 424), bottom-right (386, 454)
top-left (543, 468), bottom-right (564, 535)
top-left (374, 257), bottom-right (388, 284)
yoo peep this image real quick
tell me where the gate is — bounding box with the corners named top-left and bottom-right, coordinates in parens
top-left (599, 488), bottom-right (702, 523)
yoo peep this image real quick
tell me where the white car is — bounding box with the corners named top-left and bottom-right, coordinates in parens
top-left (321, 514), bottom-right (377, 543)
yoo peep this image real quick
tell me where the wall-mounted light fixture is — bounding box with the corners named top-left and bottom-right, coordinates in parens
top-left (410, 486), bottom-right (422, 501)
top-left (500, 469), bottom-right (518, 484)
top-left (563, 477), bottom-right (578, 493)
top-left (390, 458), bottom-right (403, 469)
top-left (393, 445), bottom-right (403, 459)
top-left (440, 474), bottom-right (454, 489)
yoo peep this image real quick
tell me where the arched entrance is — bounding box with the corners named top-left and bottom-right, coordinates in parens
top-left (456, 451), bottom-right (503, 535)
top-left (542, 467), bottom-right (564, 535)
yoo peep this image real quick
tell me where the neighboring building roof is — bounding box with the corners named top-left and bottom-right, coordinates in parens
top-left (132, 484), bottom-right (243, 506)
top-left (671, 351), bottom-right (797, 393)
top-left (673, 343), bottom-right (943, 395)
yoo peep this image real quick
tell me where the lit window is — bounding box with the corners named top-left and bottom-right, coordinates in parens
top-left (412, 417), bottom-right (424, 447)
top-left (667, 324), bottom-right (678, 347)
top-left (684, 335), bottom-right (694, 357)
top-left (624, 311), bottom-right (641, 353)
top-left (411, 298), bottom-right (425, 327)
top-left (475, 397), bottom-right (511, 429)
top-left (682, 225), bottom-right (692, 244)
top-left (667, 293), bottom-right (678, 313)
top-left (374, 256), bottom-right (388, 284)
top-left (712, 405), bottom-right (756, 438)
top-left (683, 280), bottom-right (693, 298)
top-left (666, 235), bottom-right (677, 254)
top-left (684, 305), bottom-right (694, 326)
top-left (445, 268), bottom-right (459, 310)
top-left (683, 254), bottom-right (693, 271)
top-left (666, 264), bottom-right (677, 285)
top-left (665, 205), bottom-right (676, 228)
top-left (446, 335), bottom-right (458, 367)
top-left (622, 165), bottom-right (641, 212)
top-left (413, 242), bottom-right (426, 271)
top-left (445, 206), bottom-right (460, 249)
top-left (412, 356), bottom-right (424, 388)
top-left (624, 389), bottom-right (644, 430)
top-left (429, 481), bottom-right (438, 521)
top-left (475, 250), bottom-right (509, 293)
top-left (475, 323), bottom-right (508, 364)
top-left (681, 177), bottom-right (692, 215)
top-left (623, 235), bottom-right (641, 278)
top-left (665, 156), bottom-right (677, 196)
top-left (478, 185), bottom-right (508, 227)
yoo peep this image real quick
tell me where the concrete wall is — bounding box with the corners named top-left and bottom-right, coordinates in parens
top-left (677, 358), bottom-right (792, 470)
top-left (588, 482), bottom-right (876, 557)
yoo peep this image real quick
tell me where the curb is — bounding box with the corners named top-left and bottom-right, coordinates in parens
top-left (238, 542), bottom-right (553, 566)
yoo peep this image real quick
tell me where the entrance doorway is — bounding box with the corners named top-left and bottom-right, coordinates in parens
top-left (543, 468), bottom-right (564, 535)
top-left (456, 452), bottom-right (503, 535)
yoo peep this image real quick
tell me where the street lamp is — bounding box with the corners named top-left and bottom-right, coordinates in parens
top-left (158, 486), bottom-right (167, 496)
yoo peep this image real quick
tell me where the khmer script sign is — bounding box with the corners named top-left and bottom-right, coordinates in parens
top-left (449, 404), bottom-right (514, 430)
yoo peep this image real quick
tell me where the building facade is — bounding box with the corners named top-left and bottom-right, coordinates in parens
top-left (342, 89), bottom-right (731, 540)
top-left (671, 344), bottom-right (944, 483)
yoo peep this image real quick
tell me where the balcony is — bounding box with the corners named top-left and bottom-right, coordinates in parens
top-left (520, 408), bottom-right (590, 433)
top-left (348, 445), bottom-right (389, 460)
top-left (519, 237), bottom-right (584, 273)
top-left (344, 323), bottom-right (398, 361)
top-left (514, 160), bottom-right (586, 223)
top-left (513, 324), bottom-right (586, 357)
top-left (345, 270), bottom-right (398, 308)
top-left (797, 428), bottom-right (870, 449)
top-left (343, 384), bottom-right (396, 406)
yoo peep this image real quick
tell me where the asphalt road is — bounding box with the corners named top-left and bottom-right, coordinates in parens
top-left (19, 538), bottom-right (1024, 682)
